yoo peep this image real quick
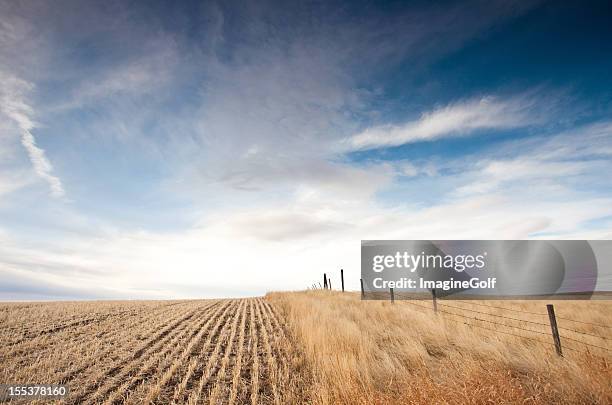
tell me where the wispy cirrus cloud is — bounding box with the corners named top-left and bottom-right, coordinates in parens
top-left (0, 169), bottom-right (36, 199)
top-left (0, 71), bottom-right (64, 198)
top-left (453, 122), bottom-right (612, 197)
top-left (345, 94), bottom-right (549, 151)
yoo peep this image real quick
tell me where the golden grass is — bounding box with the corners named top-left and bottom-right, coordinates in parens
top-left (267, 290), bottom-right (612, 404)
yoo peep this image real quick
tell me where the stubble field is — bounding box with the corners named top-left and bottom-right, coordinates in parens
top-left (0, 298), bottom-right (308, 404)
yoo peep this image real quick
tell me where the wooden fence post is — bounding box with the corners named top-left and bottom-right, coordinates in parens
top-left (360, 278), bottom-right (365, 299)
top-left (329, 279), bottom-right (332, 290)
top-left (323, 273), bottom-right (328, 289)
top-left (390, 287), bottom-right (394, 303)
top-left (432, 289), bottom-right (437, 313)
top-left (547, 304), bottom-right (563, 356)
top-left (341, 269), bottom-right (345, 292)
top-left (318, 282), bottom-right (322, 289)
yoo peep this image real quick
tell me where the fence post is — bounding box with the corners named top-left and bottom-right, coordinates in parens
top-left (329, 279), bottom-right (332, 290)
top-left (390, 287), bottom-right (394, 303)
top-left (360, 278), bottom-right (365, 299)
top-left (547, 304), bottom-right (563, 356)
top-left (432, 289), bottom-right (437, 313)
top-left (318, 282), bottom-right (322, 289)
top-left (323, 273), bottom-right (328, 289)
top-left (341, 269), bottom-right (345, 292)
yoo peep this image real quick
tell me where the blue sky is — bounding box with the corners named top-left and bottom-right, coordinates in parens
top-left (1, 0), bottom-right (612, 300)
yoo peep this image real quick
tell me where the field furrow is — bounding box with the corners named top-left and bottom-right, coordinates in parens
top-left (186, 300), bottom-right (242, 404)
top-left (253, 299), bottom-right (277, 404)
top-left (208, 300), bottom-right (248, 404)
top-left (228, 299), bottom-right (249, 405)
top-left (248, 299), bottom-right (260, 405)
top-left (259, 301), bottom-right (290, 383)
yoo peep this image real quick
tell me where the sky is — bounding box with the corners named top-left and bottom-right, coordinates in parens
top-left (1, 0), bottom-right (612, 300)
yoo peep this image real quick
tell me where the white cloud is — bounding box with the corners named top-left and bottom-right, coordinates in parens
top-left (346, 94), bottom-right (546, 150)
top-left (57, 37), bottom-right (180, 112)
top-left (448, 121), bottom-right (612, 197)
top-left (0, 71), bottom-right (64, 197)
top-left (454, 159), bottom-right (594, 196)
top-left (0, 169), bottom-right (36, 198)
top-left (511, 121), bottom-right (612, 160)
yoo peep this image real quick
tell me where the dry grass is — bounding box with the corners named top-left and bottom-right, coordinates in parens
top-left (268, 290), bottom-right (612, 405)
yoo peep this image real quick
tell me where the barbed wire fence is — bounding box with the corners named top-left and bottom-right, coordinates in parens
top-left (306, 271), bottom-right (612, 358)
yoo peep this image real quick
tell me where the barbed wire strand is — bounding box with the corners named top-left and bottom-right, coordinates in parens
top-left (450, 300), bottom-right (612, 330)
top-left (557, 326), bottom-right (611, 341)
top-left (559, 334), bottom-right (612, 352)
top-left (436, 309), bottom-right (553, 336)
top-left (439, 317), bottom-right (598, 354)
top-left (449, 300), bottom-right (549, 316)
top-left (437, 302), bottom-right (550, 327)
top-left (556, 316), bottom-right (612, 329)
top-left (404, 301), bottom-right (548, 335)
top-left (401, 300), bottom-right (547, 334)
top-left (437, 302), bottom-right (610, 341)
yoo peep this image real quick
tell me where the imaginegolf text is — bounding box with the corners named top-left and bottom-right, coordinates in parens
top-left (372, 277), bottom-right (497, 291)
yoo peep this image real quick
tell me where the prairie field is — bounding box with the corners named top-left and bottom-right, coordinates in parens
top-left (1, 293), bottom-right (611, 404)
top-left (268, 291), bottom-right (612, 404)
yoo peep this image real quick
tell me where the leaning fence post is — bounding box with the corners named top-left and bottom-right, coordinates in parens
top-left (360, 278), bottom-right (365, 299)
top-left (341, 269), bottom-right (345, 292)
top-left (390, 287), bottom-right (394, 303)
top-left (547, 304), bottom-right (563, 356)
top-left (323, 273), bottom-right (328, 289)
top-left (432, 289), bottom-right (437, 313)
